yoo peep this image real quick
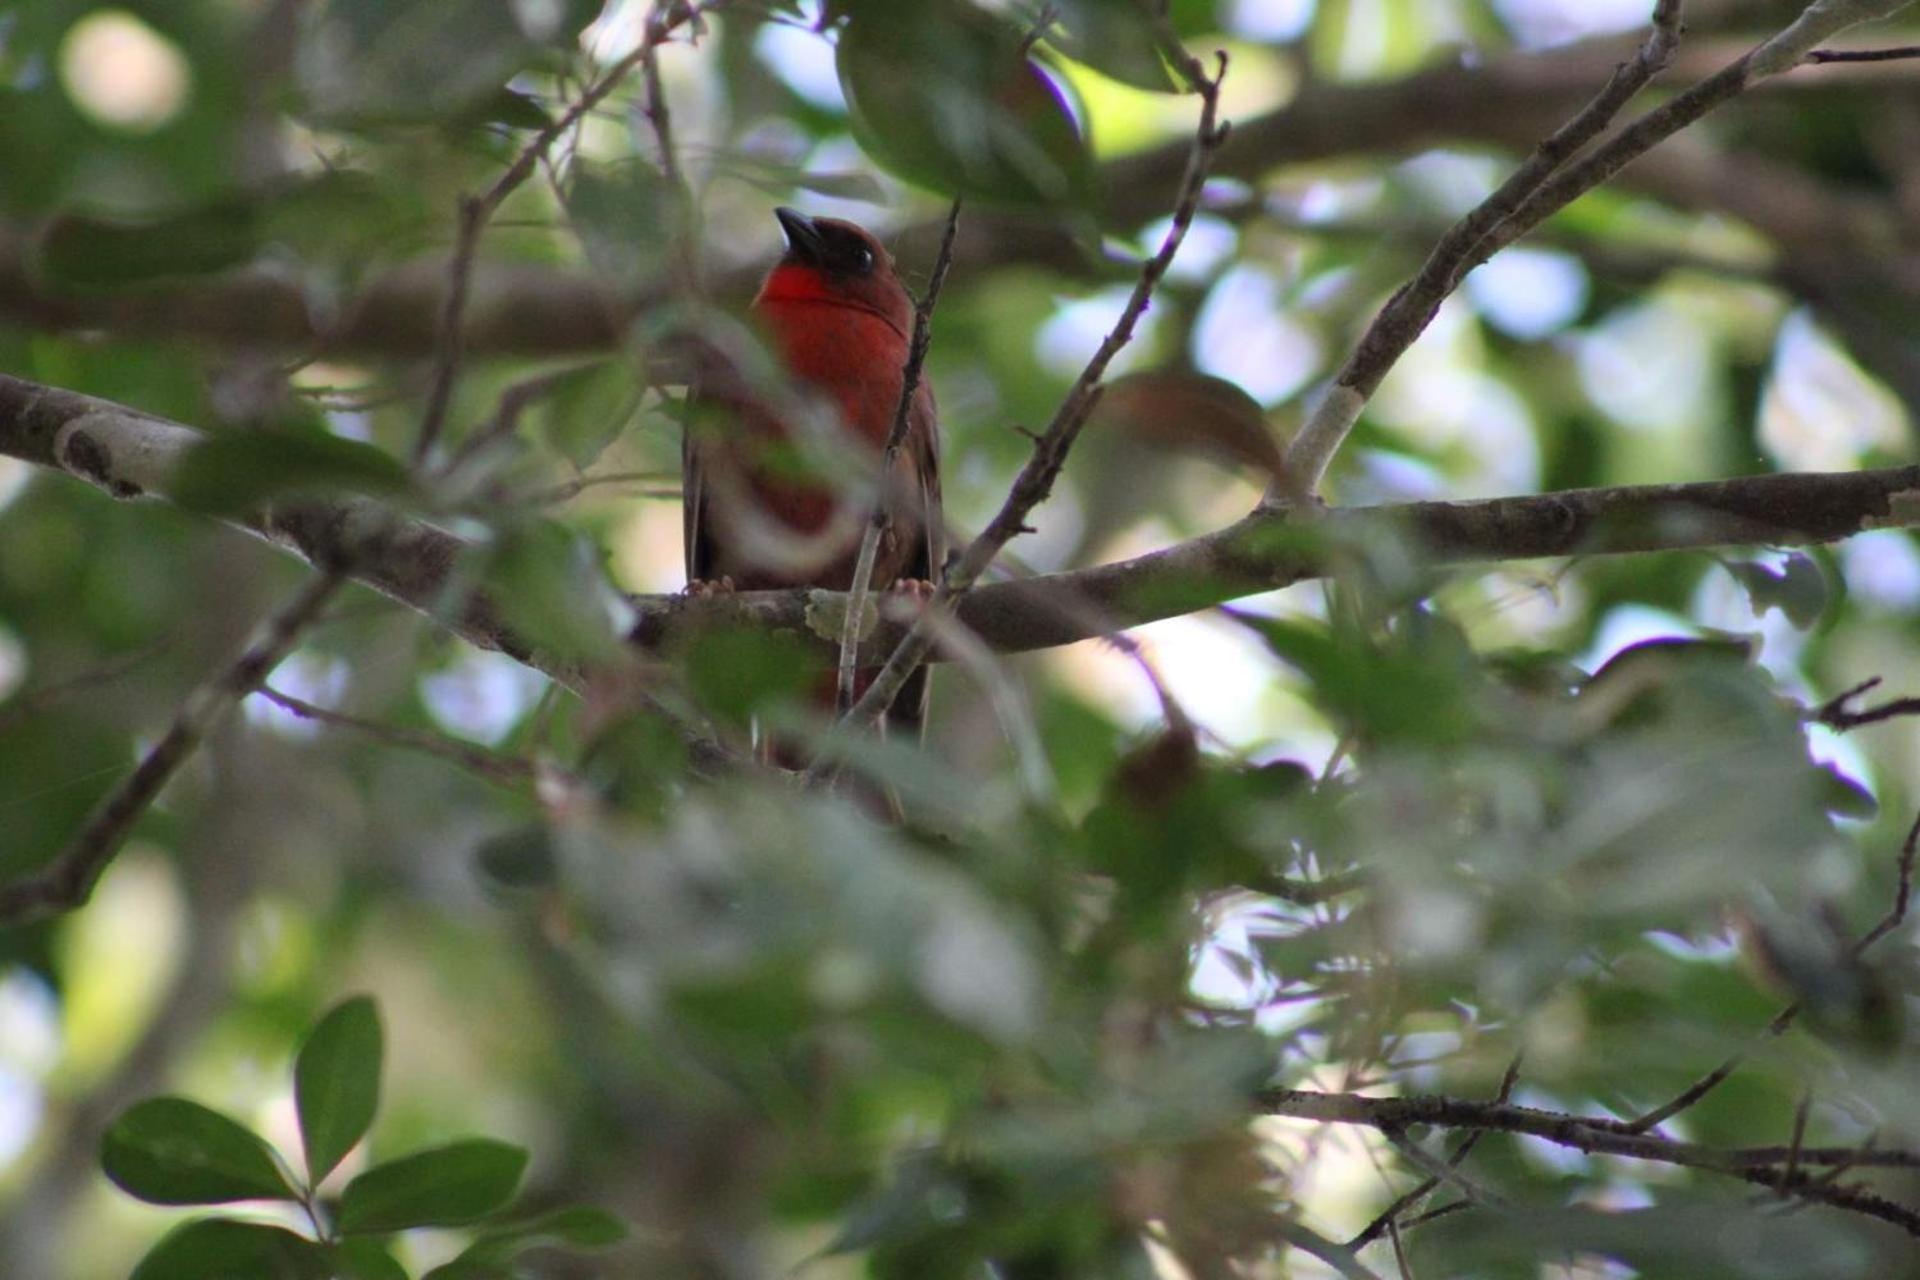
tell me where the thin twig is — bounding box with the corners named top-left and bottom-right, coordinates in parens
top-left (810, 46), bottom-right (1231, 764)
top-left (1814, 676), bottom-right (1920, 732)
top-left (1279, 0), bottom-right (1685, 495)
top-left (835, 197), bottom-right (963, 712)
top-left (0, 571), bottom-right (346, 925)
top-left (1808, 43), bottom-right (1920, 62)
top-left (1281, 0), bottom-right (1920, 498)
top-left (0, 643), bottom-right (165, 735)
top-left (1385, 1213), bottom-right (1414, 1280)
top-left (1273, 1216), bottom-right (1384, 1280)
top-left (1350, 1054), bottom-right (1522, 1248)
top-left (438, 365), bottom-right (583, 479)
top-left (1778, 1088), bottom-right (1814, 1198)
top-left (1620, 806), bottom-right (1919, 1133)
top-left (639, 0), bottom-right (701, 296)
top-left (256, 685), bottom-right (538, 787)
top-left (1382, 1128), bottom-right (1509, 1213)
top-left (412, 4), bottom-right (719, 465)
top-left (1263, 1088), bottom-right (1920, 1237)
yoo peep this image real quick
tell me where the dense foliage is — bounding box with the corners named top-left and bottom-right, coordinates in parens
top-left (2, 1), bottom-right (1919, 1277)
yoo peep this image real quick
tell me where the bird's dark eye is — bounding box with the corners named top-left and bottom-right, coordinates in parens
top-left (848, 243), bottom-right (874, 274)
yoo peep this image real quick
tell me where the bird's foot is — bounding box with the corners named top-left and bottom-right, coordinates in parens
top-left (881, 578), bottom-right (938, 620)
top-left (888, 578), bottom-right (938, 605)
top-left (682, 576), bottom-right (736, 598)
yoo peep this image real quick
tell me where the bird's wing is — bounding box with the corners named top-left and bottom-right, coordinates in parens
top-left (681, 399), bottom-right (710, 585)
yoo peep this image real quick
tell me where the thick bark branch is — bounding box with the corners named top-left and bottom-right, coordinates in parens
top-left (9, 373), bottom-right (1920, 671)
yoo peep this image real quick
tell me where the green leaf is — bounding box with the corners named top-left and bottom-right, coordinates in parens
top-left (1725, 552), bottom-right (1829, 630)
top-left (1033, 0), bottom-right (1178, 91)
top-left (296, 0), bottom-right (600, 125)
top-left (36, 203), bottom-right (260, 286)
top-left (423, 1205), bottom-right (630, 1278)
top-left (684, 625), bottom-right (822, 727)
top-left (132, 1219), bottom-right (332, 1280)
top-left (337, 1139), bottom-right (529, 1235)
top-left (540, 360), bottom-right (644, 470)
top-left (102, 1098), bottom-right (298, 1206)
top-left (327, 1239), bottom-right (411, 1280)
top-left (714, 156), bottom-right (889, 204)
top-left (294, 995), bottom-right (383, 1185)
top-left (476, 520), bottom-right (630, 663)
top-left (836, 0), bottom-right (1095, 207)
top-left (169, 430), bottom-right (413, 517)
top-left (260, 170), bottom-right (431, 268)
top-left (564, 163), bottom-right (670, 295)
top-left (475, 822), bottom-right (560, 892)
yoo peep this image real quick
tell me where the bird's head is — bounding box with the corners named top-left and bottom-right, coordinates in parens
top-left (755, 207), bottom-right (913, 338)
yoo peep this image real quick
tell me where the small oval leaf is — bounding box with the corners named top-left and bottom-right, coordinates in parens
top-left (337, 1139), bottom-right (529, 1235)
top-left (836, 1), bottom-right (1094, 207)
top-left (102, 1098), bottom-right (297, 1206)
top-left (132, 1219), bottom-right (331, 1280)
top-left (295, 995), bottom-right (383, 1185)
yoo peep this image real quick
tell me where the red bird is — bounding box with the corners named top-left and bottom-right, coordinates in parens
top-left (683, 207), bottom-right (943, 738)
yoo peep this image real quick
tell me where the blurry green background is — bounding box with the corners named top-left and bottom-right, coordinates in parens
top-left (2, 0), bottom-right (1920, 1275)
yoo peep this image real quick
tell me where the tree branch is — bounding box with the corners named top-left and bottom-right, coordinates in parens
top-left (0, 570), bottom-right (345, 925)
top-left (11, 373), bottom-right (1920, 672)
top-left (1609, 805), bottom-right (1919, 1136)
top-left (12, 29), bottom-right (1918, 361)
top-left (1262, 1088), bottom-right (1920, 1237)
top-left (255, 685), bottom-right (539, 788)
top-left (1280, 0), bottom-right (1919, 498)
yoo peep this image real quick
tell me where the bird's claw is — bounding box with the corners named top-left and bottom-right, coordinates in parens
top-left (682, 576), bottom-right (737, 598)
top-left (883, 578), bottom-right (938, 617)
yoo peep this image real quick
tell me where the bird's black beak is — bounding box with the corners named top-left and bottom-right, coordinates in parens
top-left (774, 206), bottom-right (827, 265)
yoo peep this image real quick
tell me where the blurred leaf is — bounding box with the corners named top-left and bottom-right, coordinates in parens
top-left (425, 1204), bottom-right (630, 1278)
top-left (168, 430), bottom-right (413, 516)
top-left (1031, 0), bottom-right (1178, 91)
top-left (36, 204), bottom-right (259, 286)
top-left (476, 86), bottom-right (553, 130)
top-left (540, 360), bottom-right (644, 470)
top-left (475, 822), bottom-right (560, 891)
top-left (836, 1), bottom-right (1095, 207)
top-left (102, 1098), bottom-right (297, 1206)
top-left (564, 162), bottom-right (670, 295)
top-left (476, 520), bottom-right (630, 663)
top-left (261, 170), bottom-right (431, 267)
top-left (1239, 610), bottom-right (1482, 745)
top-left (1093, 371), bottom-right (1282, 480)
top-left (715, 155), bottom-right (889, 203)
top-left (337, 1139), bottom-right (529, 1234)
top-left (684, 625), bottom-right (821, 726)
top-left (1424, 1200), bottom-right (1882, 1278)
top-left (295, 995), bottom-right (383, 1185)
top-left (131, 1219), bottom-right (331, 1280)
top-left (1819, 762), bottom-right (1877, 820)
top-left (1726, 552), bottom-right (1829, 630)
top-left (296, 0), bottom-right (598, 125)
top-left (327, 1240), bottom-right (410, 1280)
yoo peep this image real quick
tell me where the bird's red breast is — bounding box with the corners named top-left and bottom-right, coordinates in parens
top-left (682, 208), bottom-right (943, 737)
